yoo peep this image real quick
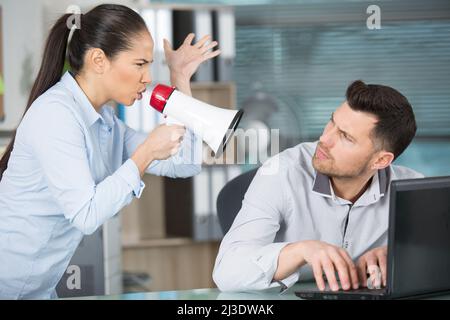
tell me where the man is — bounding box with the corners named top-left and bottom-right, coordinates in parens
top-left (213, 80), bottom-right (423, 292)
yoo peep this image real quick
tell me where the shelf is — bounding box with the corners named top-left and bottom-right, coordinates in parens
top-left (191, 82), bottom-right (236, 110)
top-left (191, 81), bottom-right (235, 90)
top-left (123, 237), bottom-right (198, 249)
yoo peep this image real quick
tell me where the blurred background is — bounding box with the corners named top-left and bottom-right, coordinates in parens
top-left (0, 0), bottom-right (449, 297)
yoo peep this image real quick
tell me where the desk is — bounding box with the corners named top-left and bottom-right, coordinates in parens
top-left (71, 282), bottom-right (450, 300)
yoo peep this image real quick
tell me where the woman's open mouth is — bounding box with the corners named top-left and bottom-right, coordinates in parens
top-left (137, 88), bottom-right (146, 100)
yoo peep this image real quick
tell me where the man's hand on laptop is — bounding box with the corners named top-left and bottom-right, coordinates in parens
top-left (297, 240), bottom-right (359, 292)
top-left (356, 246), bottom-right (388, 289)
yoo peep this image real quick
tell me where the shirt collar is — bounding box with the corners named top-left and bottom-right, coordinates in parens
top-left (60, 71), bottom-right (103, 128)
top-left (312, 170), bottom-right (332, 196)
top-left (311, 167), bottom-right (390, 206)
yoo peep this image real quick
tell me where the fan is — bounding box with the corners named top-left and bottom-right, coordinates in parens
top-left (237, 82), bottom-right (302, 164)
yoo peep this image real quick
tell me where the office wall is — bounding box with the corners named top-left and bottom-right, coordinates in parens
top-left (0, 0), bottom-right (44, 131)
top-left (0, 0), bottom-right (135, 132)
top-left (231, 0), bottom-right (450, 175)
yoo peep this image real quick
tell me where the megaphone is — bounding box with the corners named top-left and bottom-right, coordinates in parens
top-left (149, 84), bottom-right (244, 157)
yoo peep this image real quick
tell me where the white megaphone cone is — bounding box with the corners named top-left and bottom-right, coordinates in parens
top-left (149, 84), bottom-right (244, 157)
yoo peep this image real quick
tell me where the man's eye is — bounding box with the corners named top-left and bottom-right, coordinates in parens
top-left (342, 132), bottom-right (352, 142)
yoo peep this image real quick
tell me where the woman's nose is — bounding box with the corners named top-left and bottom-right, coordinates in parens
top-left (142, 69), bottom-right (152, 84)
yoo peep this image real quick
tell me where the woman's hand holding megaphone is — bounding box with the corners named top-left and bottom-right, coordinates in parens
top-left (131, 124), bottom-right (186, 176)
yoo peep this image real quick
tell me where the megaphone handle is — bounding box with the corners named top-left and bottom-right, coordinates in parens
top-left (164, 115), bottom-right (184, 126)
top-left (164, 115), bottom-right (185, 157)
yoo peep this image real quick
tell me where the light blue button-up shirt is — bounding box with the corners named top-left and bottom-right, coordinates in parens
top-left (0, 71), bottom-right (201, 299)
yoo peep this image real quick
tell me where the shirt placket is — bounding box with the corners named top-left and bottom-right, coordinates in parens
top-left (98, 121), bottom-right (113, 175)
top-left (342, 204), bottom-right (353, 251)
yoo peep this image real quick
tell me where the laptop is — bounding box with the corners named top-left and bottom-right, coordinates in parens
top-left (296, 175), bottom-right (450, 300)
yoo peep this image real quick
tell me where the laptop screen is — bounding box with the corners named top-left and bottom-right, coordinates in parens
top-left (388, 176), bottom-right (450, 298)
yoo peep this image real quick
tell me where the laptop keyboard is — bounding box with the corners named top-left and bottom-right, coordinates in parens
top-left (324, 287), bottom-right (386, 295)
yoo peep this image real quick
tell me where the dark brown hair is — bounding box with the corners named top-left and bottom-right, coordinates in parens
top-left (0, 4), bottom-right (147, 180)
top-left (346, 80), bottom-right (417, 160)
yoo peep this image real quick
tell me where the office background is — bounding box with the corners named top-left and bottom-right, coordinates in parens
top-left (0, 0), bottom-right (449, 297)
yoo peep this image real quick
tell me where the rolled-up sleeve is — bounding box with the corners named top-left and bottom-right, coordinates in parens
top-left (28, 104), bottom-right (144, 235)
top-left (121, 118), bottom-right (202, 178)
top-left (213, 157), bottom-right (300, 291)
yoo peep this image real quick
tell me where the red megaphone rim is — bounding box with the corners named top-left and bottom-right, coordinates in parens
top-left (149, 84), bottom-right (176, 113)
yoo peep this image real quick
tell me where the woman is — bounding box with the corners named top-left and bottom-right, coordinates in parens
top-left (0, 4), bottom-right (220, 299)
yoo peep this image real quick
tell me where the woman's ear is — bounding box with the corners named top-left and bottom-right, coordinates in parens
top-left (85, 48), bottom-right (109, 74)
top-left (371, 151), bottom-right (395, 170)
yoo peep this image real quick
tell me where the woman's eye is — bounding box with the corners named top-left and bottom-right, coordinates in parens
top-left (136, 63), bottom-right (144, 67)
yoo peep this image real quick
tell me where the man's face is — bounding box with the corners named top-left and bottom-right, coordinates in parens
top-left (312, 102), bottom-right (379, 179)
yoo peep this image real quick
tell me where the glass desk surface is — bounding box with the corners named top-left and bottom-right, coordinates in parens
top-left (67, 282), bottom-right (450, 300)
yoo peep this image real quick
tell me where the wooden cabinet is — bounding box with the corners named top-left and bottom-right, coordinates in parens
top-left (122, 238), bottom-right (220, 292)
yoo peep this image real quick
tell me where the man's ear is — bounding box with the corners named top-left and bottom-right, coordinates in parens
top-left (371, 151), bottom-right (394, 170)
top-left (85, 48), bottom-right (109, 74)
